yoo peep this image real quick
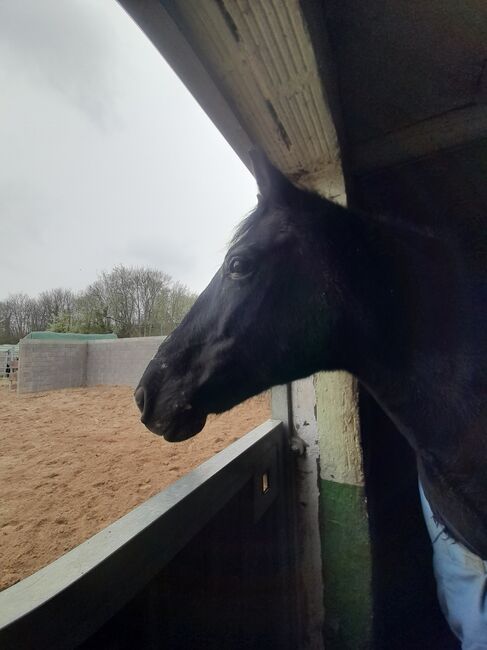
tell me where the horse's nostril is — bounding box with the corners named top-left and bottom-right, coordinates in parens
top-left (134, 386), bottom-right (146, 414)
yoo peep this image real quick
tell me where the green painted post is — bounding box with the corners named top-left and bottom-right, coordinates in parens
top-left (315, 371), bottom-right (373, 650)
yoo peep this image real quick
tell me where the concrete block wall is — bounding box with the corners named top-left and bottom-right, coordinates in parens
top-left (18, 336), bottom-right (165, 393)
top-left (87, 337), bottom-right (164, 388)
top-left (18, 340), bottom-right (87, 393)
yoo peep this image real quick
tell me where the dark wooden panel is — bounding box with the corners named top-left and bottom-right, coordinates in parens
top-left (325, 0), bottom-right (487, 142)
top-left (353, 138), bottom-right (487, 275)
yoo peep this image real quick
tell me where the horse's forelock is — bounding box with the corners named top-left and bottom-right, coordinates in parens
top-left (229, 201), bottom-right (268, 248)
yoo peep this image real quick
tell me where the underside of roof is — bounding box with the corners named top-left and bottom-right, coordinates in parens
top-left (120, 0), bottom-right (486, 241)
top-left (166, 1), bottom-right (340, 187)
top-left (119, 0), bottom-right (347, 197)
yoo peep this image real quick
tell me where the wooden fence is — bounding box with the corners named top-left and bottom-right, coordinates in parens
top-left (0, 419), bottom-right (298, 650)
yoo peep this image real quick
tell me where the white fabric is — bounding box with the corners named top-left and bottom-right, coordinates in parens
top-left (419, 483), bottom-right (487, 649)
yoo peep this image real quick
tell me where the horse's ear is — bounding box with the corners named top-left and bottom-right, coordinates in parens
top-left (249, 148), bottom-right (297, 204)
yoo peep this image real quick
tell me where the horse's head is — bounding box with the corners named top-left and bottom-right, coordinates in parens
top-left (135, 151), bottom-right (345, 441)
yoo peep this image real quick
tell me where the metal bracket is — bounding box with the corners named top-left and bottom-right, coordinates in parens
top-left (290, 435), bottom-right (308, 457)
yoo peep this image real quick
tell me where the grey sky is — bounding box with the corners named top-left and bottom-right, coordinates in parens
top-left (0, 0), bottom-right (257, 298)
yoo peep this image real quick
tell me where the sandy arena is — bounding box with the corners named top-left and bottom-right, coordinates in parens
top-left (0, 385), bottom-right (270, 591)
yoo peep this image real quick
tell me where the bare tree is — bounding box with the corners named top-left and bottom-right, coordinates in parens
top-left (38, 288), bottom-right (75, 327)
top-left (100, 266), bottom-right (137, 337)
top-left (133, 268), bottom-right (172, 336)
top-left (74, 282), bottom-right (112, 334)
top-left (0, 300), bottom-right (14, 343)
top-left (2, 265), bottom-right (197, 339)
top-left (6, 293), bottom-right (35, 339)
top-left (155, 281), bottom-right (197, 334)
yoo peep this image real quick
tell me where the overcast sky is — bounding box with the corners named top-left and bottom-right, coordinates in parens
top-left (0, 0), bottom-right (257, 299)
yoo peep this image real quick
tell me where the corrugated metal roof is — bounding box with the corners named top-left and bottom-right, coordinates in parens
top-left (168, 0), bottom-right (341, 192)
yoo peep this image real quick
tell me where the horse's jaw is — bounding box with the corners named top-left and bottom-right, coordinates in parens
top-left (143, 408), bottom-right (208, 442)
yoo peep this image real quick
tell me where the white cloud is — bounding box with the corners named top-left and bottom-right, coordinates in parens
top-left (0, 0), bottom-right (257, 299)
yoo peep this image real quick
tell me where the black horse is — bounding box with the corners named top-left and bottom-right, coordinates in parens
top-left (135, 150), bottom-right (486, 560)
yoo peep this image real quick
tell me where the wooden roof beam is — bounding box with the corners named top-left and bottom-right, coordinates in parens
top-left (352, 104), bottom-right (487, 175)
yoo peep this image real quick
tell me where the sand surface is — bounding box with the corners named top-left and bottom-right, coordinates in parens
top-left (0, 385), bottom-right (270, 591)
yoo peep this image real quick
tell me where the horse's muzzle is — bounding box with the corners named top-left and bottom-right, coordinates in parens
top-left (134, 377), bottom-right (207, 442)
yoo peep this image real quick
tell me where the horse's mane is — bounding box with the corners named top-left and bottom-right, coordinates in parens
top-left (229, 200), bottom-right (267, 248)
top-left (228, 185), bottom-right (475, 281)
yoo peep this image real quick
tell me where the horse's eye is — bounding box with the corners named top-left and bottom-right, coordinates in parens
top-left (228, 256), bottom-right (252, 278)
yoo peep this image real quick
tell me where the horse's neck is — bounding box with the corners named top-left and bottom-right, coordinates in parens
top-left (340, 211), bottom-right (480, 454)
top-left (320, 208), bottom-right (487, 553)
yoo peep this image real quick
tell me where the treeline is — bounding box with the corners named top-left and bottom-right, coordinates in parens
top-left (0, 265), bottom-right (198, 344)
